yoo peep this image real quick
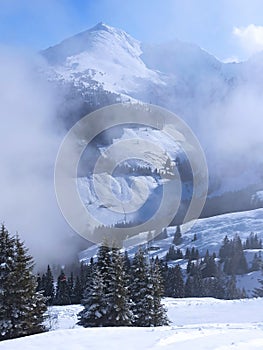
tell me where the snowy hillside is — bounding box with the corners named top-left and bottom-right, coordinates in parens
top-left (2, 298), bottom-right (263, 349)
top-left (79, 208), bottom-right (263, 296)
top-left (77, 125), bottom-right (184, 226)
top-left (80, 207), bottom-right (263, 259)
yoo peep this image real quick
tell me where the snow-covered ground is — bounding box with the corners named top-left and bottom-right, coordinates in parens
top-left (2, 297), bottom-right (263, 349)
top-left (79, 208), bottom-right (263, 296)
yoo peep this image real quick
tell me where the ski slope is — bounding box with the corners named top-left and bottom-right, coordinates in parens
top-left (2, 298), bottom-right (263, 349)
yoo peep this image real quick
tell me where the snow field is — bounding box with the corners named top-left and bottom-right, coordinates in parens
top-left (2, 297), bottom-right (263, 349)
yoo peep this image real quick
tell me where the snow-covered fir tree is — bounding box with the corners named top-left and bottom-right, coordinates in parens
top-left (78, 266), bottom-right (107, 327)
top-left (131, 248), bottom-right (169, 326)
top-left (107, 248), bottom-right (134, 326)
top-left (149, 259), bottom-right (169, 326)
top-left (130, 248), bottom-right (152, 326)
top-left (0, 225), bottom-right (46, 340)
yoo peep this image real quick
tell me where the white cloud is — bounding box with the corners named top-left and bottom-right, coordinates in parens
top-left (233, 24), bottom-right (263, 55)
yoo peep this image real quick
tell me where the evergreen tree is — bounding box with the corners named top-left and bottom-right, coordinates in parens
top-left (54, 271), bottom-right (71, 305)
top-left (192, 264), bottom-right (204, 297)
top-left (219, 235), bottom-right (231, 260)
top-left (150, 260), bottom-right (169, 326)
top-left (185, 276), bottom-right (194, 297)
top-left (165, 265), bottom-right (185, 298)
top-left (0, 227), bottom-right (46, 340)
top-left (166, 245), bottom-right (176, 261)
top-left (224, 275), bottom-right (241, 300)
top-left (251, 252), bottom-right (262, 272)
top-left (36, 274), bottom-right (43, 292)
top-left (43, 265), bottom-right (54, 306)
top-left (173, 225), bottom-right (182, 245)
top-left (243, 232), bottom-right (262, 249)
top-left (130, 248), bottom-right (151, 326)
top-left (201, 251), bottom-right (218, 278)
top-left (220, 235), bottom-right (248, 275)
top-left (78, 267), bottom-right (107, 327)
top-left (123, 250), bottom-right (131, 273)
top-left (107, 249), bottom-right (133, 326)
top-left (67, 272), bottom-right (74, 302)
top-left (185, 247), bottom-right (191, 259)
top-left (131, 249), bottom-right (168, 326)
top-left (72, 276), bottom-right (83, 304)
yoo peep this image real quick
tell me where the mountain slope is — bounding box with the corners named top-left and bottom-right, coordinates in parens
top-left (42, 22), bottom-right (263, 217)
top-left (42, 22), bottom-right (162, 95)
top-left (79, 207), bottom-right (263, 296)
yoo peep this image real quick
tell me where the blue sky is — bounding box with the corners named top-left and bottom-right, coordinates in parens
top-left (1, 0), bottom-right (263, 61)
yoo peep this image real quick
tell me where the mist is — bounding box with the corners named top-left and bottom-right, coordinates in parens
top-left (0, 45), bottom-right (81, 268)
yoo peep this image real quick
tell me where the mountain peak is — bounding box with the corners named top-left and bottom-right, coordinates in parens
top-left (90, 22), bottom-right (113, 32)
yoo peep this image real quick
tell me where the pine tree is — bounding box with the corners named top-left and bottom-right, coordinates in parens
top-left (36, 274), bottom-right (43, 292)
top-left (123, 250), bottom-right (131, 273)
top-left (150, 260), bottom-right (169, 326)
top-left (165, 265), bottom-right (185, 298)
top-left (185, 276), bottom-right (194, 297)
top-left (54, 271), bottom-right (71, 305)
top-left (201, 251), bottom-right (218, 278)
top-left (251, 252), bottom-right (262, 272)
top-left (43, 265), bottom-right (54, 305)
top-left (78, 267), bottom-right (107, 327)
top-left (224, 275), bottom-right (241, 300)
top-left (72, 275), bottom-right (83, 304)
top-left (68, 272), bottom-right (74, 302)
top-left (173, 225), bottom-right (182, 245)
top-left (130, 248), bottom-right (151, 326)
top-left (0, 227), bottom-right (46, 340)
top-left (192, 264), bottom-right (204, 297)
top-left (107, 249), bottom-right (133, 326)
top-left (166, 245), bottom-right (177, 261)
top-left (131, 249), bottom-right (168, 326)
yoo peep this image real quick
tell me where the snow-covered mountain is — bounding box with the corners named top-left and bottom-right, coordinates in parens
top-left (42, 22), bottom-right (162, 96)
top-left (42, 23), bottom-right (263, 218)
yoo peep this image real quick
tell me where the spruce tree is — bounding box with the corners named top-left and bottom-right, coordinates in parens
top-left (185, 276), bottom-right (194, 297)
top-left (107, 249), bottom-right (133, 326)
top-left (0, 227), bottom-right (46, 340)
top-left (173, 225), bottom-right (182, 245)
top-left (224, 275), bottom-right (241, 300)
top-left (43, 265), bottom-right (54, 305)
top-left (131, 249), bottom-right (168, 326)
top-left (130, 248), bottom-right (152, 326)
top-left (192, 264), bottom-right (204, 297)
top-left (78, 267), bottom-right (107, 327)
top-left (72, 276), bottom-right (83, 304)
top-left (150, 260), bottom-right (169, 326)
top-left (165, 265), bottom-right (185, 298)
top-left (54, 271), bottom-right (71, 305)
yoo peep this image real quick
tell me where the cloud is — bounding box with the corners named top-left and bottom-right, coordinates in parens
top-left (233, 24), bottom-right (263, 55)
top-left (0, 46), bottom-right (80, 268)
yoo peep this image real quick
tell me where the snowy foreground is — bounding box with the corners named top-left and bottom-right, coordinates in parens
top-left (2, 298), bottom-right (263, 349)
